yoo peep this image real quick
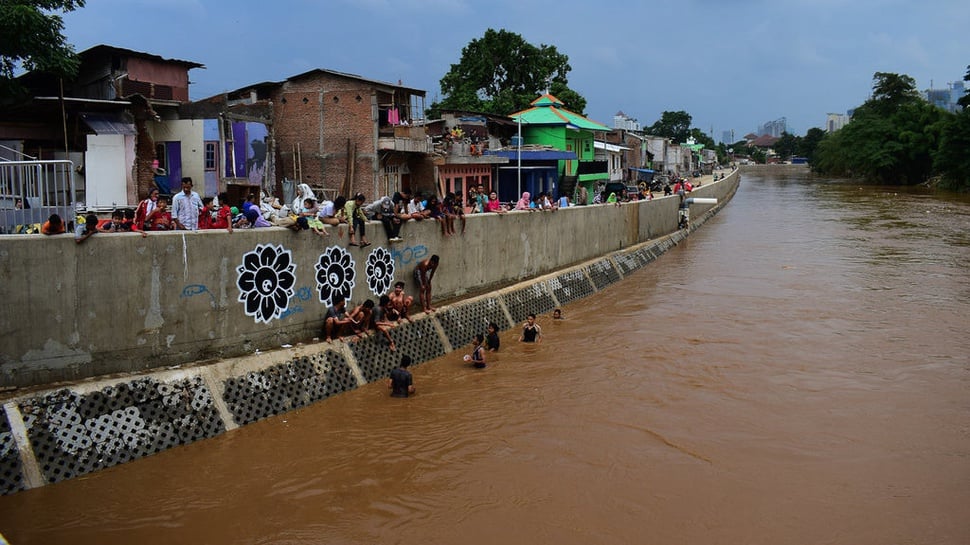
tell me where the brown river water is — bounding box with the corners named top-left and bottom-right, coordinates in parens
top-left (1, 168), bottom-right (969, 544)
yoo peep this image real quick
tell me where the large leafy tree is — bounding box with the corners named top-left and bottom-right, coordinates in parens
top-left (813, 72), bottom-right (946, 184)
top-left (0, 0), bottom-right (85, 102)
top-left (933, 66), bottom-right (970, 189)
top-left (959, 65), bottom-right (970, 109)
top-left (772, 131), bottom-right (800, 159)
top-left (646, 110), bottom-right (692, 143)
top-left (798, 127), bottom-right (826, 164)
top-left (430, 28), bottom-right (586, 117)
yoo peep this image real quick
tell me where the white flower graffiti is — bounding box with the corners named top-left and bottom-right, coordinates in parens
top-left (365, 247), bottom-right (395, 296)
top-left (236, 243), bottom-right (297, 323)
top-left (315, 246), bottom-right (356, 306)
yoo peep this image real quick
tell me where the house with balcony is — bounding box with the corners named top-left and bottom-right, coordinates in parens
top-left (430, 110), bottom-right (514, 199)
top-left (197, 69), bottom-right (432, 204)
top-left (1, 45), bottom-right (204, 215)
top-left (492, 94), bottom-right (609, 203)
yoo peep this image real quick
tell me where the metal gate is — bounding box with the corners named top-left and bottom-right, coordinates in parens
top-left (0, 160), bottom-right (77, 234)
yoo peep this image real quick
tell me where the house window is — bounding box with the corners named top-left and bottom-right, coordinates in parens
top-left (204, 142), bottom-right (217, 171)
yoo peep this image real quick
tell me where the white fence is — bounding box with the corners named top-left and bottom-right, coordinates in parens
top-left (0, 160), bottom-right (77, 234)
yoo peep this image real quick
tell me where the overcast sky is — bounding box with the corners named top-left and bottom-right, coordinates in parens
top-left (63, 0), bottom-right (969, 140)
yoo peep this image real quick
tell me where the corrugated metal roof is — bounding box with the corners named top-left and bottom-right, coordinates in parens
top-left (80, 112), bottom-right (137, 135)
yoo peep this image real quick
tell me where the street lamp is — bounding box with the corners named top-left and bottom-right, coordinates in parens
top-left (517, 116), bottom-right (522, 198)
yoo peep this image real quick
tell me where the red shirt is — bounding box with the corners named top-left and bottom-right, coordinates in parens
top-left (198, 207), bottom-right (214, 229)
top-left (211, 205), bottom-right (232, 229)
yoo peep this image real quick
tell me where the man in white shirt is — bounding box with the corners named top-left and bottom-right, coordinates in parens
top-left (405, 194), bottom-right (428, 220)
top-left (172, 177), bottom-right (203, 230)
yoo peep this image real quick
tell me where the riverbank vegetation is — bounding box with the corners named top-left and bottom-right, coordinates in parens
top-left (806, 70), bottom-right (970, 190)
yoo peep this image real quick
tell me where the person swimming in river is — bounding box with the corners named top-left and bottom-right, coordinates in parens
top-left (465, 333), bottom-right (486, 368)
top-left (519, 313), bottom-right (542, 343)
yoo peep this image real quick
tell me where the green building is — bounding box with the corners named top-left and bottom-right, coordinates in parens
top-left (507, 94), bottom-right (610, 204)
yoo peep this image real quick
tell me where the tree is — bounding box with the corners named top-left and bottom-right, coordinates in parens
top-left (812, 71), bottom-right (948, 185)
top-left (430, 28), bottom-right (586, 117)
top-left (868, 72), bottom-right (920, 115)
top-left (959, 65), bottom-right (970, 110)
top-left (646, 110), bottom-right (692, 143)
top-left (934, 109), bottom-right (970, 189)
top-left (0, 0), bottom-right (85, 102)
top-left (772, 131), bottom-right (800, 160)
top-left (798, 127), bottom-right (826, 164)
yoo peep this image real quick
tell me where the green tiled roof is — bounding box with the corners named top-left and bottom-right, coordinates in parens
top-left (510, 94), bottom-right (610, 131)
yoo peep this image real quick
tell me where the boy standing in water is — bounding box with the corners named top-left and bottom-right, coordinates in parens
top-left (388, 355), bottom-right (416, 398)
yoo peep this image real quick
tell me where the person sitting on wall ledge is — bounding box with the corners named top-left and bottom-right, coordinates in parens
top-left (322, 296), bottom-right (354, 342)
top-left (346, 193), bottom-right (371, 248)
top-left (388, 281), bottom-right (414, 323)
top-left (346, 299), bottom-right (375, 341)
top-left (373, 295), bottom-right (398, 351)
top-left (444, 192), bottom-right (466, 234)
top-left (145, 197), bottom-right (173, 231)
top-left (41, 214), bottom-right (65, 235)
top-left (404, 193), bottom-right (429, 221)
top-left (485, 191), bottom-right (506, 213)
top-left (75, 213), bottom-right (99, 244)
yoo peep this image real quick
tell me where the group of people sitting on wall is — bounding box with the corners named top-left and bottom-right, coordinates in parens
top-left (31, 167), bottom-right (723, 244)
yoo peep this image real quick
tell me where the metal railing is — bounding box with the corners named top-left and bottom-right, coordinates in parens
top-left (0, 159), bottom-right (77, 234)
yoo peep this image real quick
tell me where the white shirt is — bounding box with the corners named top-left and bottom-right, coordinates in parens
top-left (317, 200), bottom-right (335, 218)
top-left (172, 190), bottom-right (203, 230)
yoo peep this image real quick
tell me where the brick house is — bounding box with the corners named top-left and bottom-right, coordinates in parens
top-left (199, 69), bottom-right (432, 203)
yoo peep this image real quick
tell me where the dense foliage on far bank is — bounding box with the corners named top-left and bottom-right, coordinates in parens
top-left (809, 70), bottom-right (970, 191)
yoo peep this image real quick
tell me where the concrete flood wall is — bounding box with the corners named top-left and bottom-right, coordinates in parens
top-left (0, 172), bottom-right (739, 494)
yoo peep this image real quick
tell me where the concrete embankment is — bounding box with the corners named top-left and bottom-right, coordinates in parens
top-left (0, 171), bottom-right (739, 494)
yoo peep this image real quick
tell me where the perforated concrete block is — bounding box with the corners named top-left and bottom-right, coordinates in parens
top-left (221, 351), bottom-right (357, 426)
top-left (586, 259), bottom-right (622, 290)
top-left (548, 269), bottom-right (595, 305)
top-left (503, 284), bottom-right (557, 324)
top-left (436, 297), bottom-right (511, 351)
top-left (353, 318), bottom-right (445, 383)
top-left (17, 377), bottom-right (225, 485)
top-left (0, 411), bottom-right (24, 495)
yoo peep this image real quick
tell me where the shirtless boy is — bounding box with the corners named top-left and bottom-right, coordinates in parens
top-left (388, 281), bottom-right (413, 322)
top-left (414, 254), bottom-right (439, 313)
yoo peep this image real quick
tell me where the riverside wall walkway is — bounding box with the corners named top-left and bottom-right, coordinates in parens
top-left (0, 171), bottom-right (739, 494)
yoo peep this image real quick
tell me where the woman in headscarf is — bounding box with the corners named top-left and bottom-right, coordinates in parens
top-left (514, 191), bottom-right (532, 210)
top-left (134, 188), bottom-right (160, 230)
top-left (606, 192), bottom-right (618, 204)
top-left (292, 183), bottom-right (316, 213)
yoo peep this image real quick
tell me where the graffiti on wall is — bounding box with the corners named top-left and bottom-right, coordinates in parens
top-left (315, 246), bottom-right (356, 306)
top-left (390, 244), bottom-right (428, 265)
top-left (236, 243), bottom-right (297, 324)
top-left (365, 247), bottom-right (395, 296)
top-left (233, 244), bottom-right (398, 321)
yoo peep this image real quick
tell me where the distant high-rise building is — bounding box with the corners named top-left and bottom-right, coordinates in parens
top-left (613, 111), bottom-right (641, 131)
top-left (758, 117), bottom-right (787, 137)
top-left (922, 80), bottom-right (966, 113)
top-left (721, 130), bottom-right (735, 144)
top-left (826, 112), bottom-right (851, 132)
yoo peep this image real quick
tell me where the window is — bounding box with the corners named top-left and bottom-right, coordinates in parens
top-left (204, 142), bottom-right (217, 171)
